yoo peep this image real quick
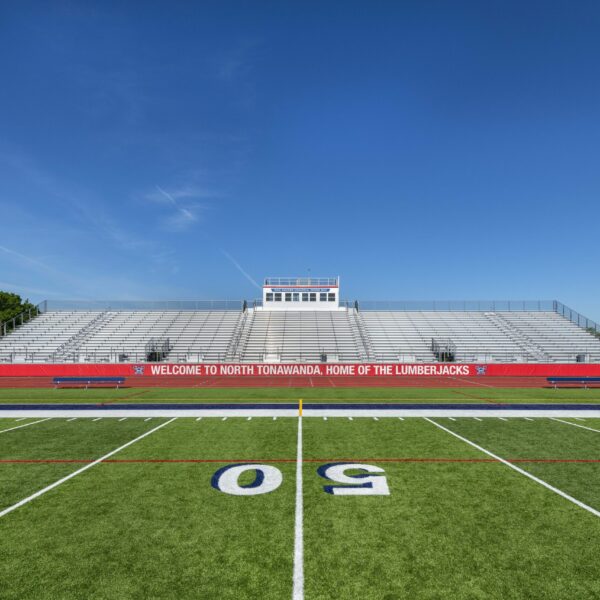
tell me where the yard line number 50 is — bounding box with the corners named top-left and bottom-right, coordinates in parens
top-left (211, 463), bottom-right (390, 496)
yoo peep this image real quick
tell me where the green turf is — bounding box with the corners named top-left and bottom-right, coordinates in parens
top-left (1, 386), bottom-right (600, 403)
top-left (1, 416), bottom-right (600, 598)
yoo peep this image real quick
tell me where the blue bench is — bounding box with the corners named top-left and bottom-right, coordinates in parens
top-left (53, 377), bottom-right (126, 389)
top-left (547, 377), bottom-right (600, 389)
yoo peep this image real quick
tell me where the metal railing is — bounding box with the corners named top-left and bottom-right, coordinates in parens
top-left (356, 300), bottom-right (558, 312)
top-left (554, 301), bottom-right (599, 334)
top-left (264, 277), bottom-right (338, 287)
top-left (43, 300), bottom-right (244, 311)
top-left (0, 301), bottom-right (46, 337)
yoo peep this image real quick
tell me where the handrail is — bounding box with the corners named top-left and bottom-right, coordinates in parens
top-left (0, 300), bottom-right (46, 337)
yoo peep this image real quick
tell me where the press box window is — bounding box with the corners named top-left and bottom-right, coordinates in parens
top-left (320, 292), bottom-right (327, 302)
top-left (266, 293), bottom-right (274, 302)
top-left (292, 293), bottom-right (300, 301)
top-left (285, 292), bottom-right (292, 302)
top-left (309, 293), bottom-right (316, 302)
top-left (328, 293), bottom-right (336, 302)
top-left (274, 293), bottom-right (282, 302)
top-left (302, 293), bottom-right (309, 301)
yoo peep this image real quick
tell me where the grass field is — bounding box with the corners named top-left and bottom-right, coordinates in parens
top-left (2, 387), bottom-right (600, 599)
top-left (1, 386), bottom-right (600, 403)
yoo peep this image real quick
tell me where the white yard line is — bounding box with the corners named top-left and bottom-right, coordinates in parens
top-left (425, 418), bottom-right (600, 518)
top-left (0, 418), bottom-right (50, 435)
top-left (551, 418), bottom-right (600, 434)
top-left (0, 418), bottom-right (177, 519)
top-left (292, 416), bottom-right (304, 600)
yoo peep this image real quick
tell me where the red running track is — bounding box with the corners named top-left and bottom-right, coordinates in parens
top-left (0, 375), bottom-right (552, 389)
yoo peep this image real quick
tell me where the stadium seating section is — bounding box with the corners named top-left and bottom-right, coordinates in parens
top-left (1, 305), bottom-right (600, 364)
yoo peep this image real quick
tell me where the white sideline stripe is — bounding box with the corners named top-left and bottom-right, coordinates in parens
top-left (0, 418), bottom-right (50, 434)
top-left (551, 418), bottom-right (600, 434)
top-left (0, 418), bottom-right (177, 519)
top-left (425, 418), bottom-right (600, 518)
top-left (3, 409), bottom-right (600, 419)
top-left (292, 416), bottom-right (304, 600)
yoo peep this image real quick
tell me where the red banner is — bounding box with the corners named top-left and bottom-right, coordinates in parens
top-left (1, 363), bottom-right (600, 378)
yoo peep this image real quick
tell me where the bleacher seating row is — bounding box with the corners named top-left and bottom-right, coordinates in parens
top-left (1, 307), bottom-right (599, 363)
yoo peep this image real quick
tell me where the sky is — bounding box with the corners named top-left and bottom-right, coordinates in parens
top-left (1, 1), bottom-right (599, 320)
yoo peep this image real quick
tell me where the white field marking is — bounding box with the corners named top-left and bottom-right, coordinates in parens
top-left (551, 418), bottom-right (600, 434)
top-left (145, 418), bottom-right (152, 422)
top-left (15, 418), bottom-right (26, 422)
top-left (524, 418), bottom-right (533, 421)
top-left (93, 418), bottom-right (102, 422)
top-left (499, 418), bottom-right (508, 422)
top-left (323, 417), bottom-right (327, 421)
top-left (0, 418), bottom-right (50, 435)
top-left (426, 418), bottom-right (600, 518)
top-left (247, 417), bottom-right (252, 421)
top-left (273, 417), bottom-right (278, 420)
top-left (448, 417), bottom-right (456, 421)
top-left (348, 417), bottom-right (353, 421)
top-left (222, 417), bottom-right (228, 421)
top-left (0, 418), bottom-right (177, 519)
top-left (451, 376), bottom-right (496, 388)
top-left (575, 418), bottom-right (586, 422)
top-left (398, 417), bottom-right (404, 421)
top-left (195, 417), bottom-right (202, 422)
top-left (292, 416), bottom-right (304, 600)
top-left (474, 418), bottom-right (482, 421)
top-left (118, 418), bottom-right (127, 422)
top-left (67, 418), bottom-right (77, 422)
top-left (373, 417), bottom-right (379, 421)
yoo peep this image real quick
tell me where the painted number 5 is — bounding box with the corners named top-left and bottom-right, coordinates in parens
top-left (317, 463), bottom-right (390, 496)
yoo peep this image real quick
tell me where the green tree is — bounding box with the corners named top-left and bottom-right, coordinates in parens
top-left (0, 291), bottom-right (37, 334)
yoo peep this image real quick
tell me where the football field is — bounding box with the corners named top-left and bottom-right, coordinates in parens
top-left (2, 396), bottom-right (600, 599)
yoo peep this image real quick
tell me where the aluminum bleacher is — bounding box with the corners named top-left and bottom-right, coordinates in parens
top-left (0, 299), bottom-right (599, 364)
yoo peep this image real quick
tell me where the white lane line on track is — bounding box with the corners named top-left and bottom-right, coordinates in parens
top-left (0, 418), bottom-right (50, 435)
top-left (551, 418), bottom-right (600, 434)
top-left (292, 416), bottom-right (304, 600)
top-left (450, 376), bottom-right (496, 388)
top-left (425, 417), bottom-right (600, 518)
top-left (0, 418), bottom-right (177, 519)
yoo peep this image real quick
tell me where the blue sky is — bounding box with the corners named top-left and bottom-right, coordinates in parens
top-left (1, 2), bottom-right (600, 320)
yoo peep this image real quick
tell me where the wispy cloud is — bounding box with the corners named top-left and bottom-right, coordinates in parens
top-left (221, 250), bottom-right (261, 289)
top-left (145, 184), bottom-right (214, 232)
